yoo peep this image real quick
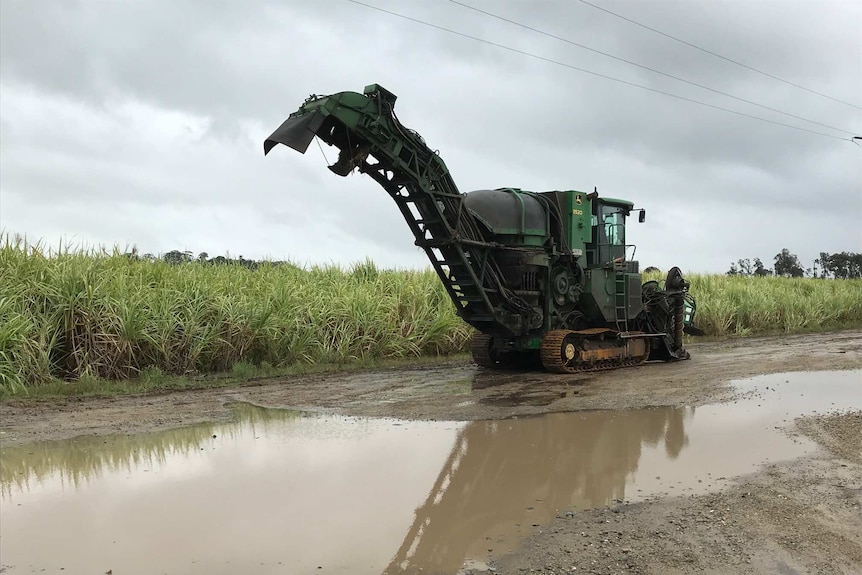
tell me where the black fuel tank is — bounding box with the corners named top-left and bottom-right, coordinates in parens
top-left (463, 189), bottom-right (548, 237)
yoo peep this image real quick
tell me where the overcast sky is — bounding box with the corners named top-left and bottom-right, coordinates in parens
top-left (1, 0), bottom-right (860, 274)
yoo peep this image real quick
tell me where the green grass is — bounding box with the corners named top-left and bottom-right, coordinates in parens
top-left (682, 274), bottom-right (861, 337)
top-left (2, 235), bottom-right (861, 397)
top-left (0, 236), bottom-right (472, 396)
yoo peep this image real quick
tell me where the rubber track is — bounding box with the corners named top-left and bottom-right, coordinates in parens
top-left (470, 333), bottom-right (497, 368)
top-left (540, 329), bottom-right (651, 374)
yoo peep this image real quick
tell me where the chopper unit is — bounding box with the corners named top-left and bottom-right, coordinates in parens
top-left (264, 84), bottom-right (702, 373)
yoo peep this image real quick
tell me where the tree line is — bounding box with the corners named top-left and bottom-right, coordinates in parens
top-left (727, 248), bottom-right (862, 279)
top-left (126, 247), bottom-right (861, 279)
top-left (125, 249), bottom-right (296, 271)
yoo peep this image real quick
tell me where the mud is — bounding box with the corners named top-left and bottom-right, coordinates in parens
top-left (1, 330), bottom-right (861, 574)
top-left (1, 330), bottom-right (860, 447)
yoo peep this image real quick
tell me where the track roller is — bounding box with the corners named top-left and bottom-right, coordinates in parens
top-left (540, 329), bottom-right (651, 374)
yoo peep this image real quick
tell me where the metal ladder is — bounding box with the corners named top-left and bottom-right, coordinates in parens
top-left (613, 269), bottom-right (629, 335)
top-left (387, 185), bottom-right (499, 329)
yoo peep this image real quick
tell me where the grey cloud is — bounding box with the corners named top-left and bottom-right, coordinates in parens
top-left (1, 0), bottom-right (860, 274)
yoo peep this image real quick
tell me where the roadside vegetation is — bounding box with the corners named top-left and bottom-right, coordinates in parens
top-left (1, 238), bottom-right (470, 396)
top-left (2, 236), bottom-right (861, 396)
top-left (680, 274), bottom-right (862, 337)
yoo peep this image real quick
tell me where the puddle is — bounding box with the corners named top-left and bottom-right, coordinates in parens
top-left (1, 370), bottom-right (859, 574)
top-left (479, 381), bottom-right (580, 406)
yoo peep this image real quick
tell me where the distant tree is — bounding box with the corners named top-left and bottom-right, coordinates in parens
top-left (753, 257), bottom-right (772, 276)
top-left (198, 252), bottom-right (208, 263)
top-left (848, 253), bottom-right (862, 278)
top-left (163, 250), bottom-right (192, 265)
top-left (643, 266), bottom-right (661, 274)
top-left (727, 257), bottom-right (771, 277)
top-left (817, 252), bottom-right (828, 278)
top-left (773, 248), bottom-right (804, 277)
top-left (818, 251), bottom-right (862, 279)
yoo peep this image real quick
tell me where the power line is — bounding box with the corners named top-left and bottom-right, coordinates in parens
top-left (449, 0), bottom-right (857, 136)
top-left (575, 0), bottom-right (862, 111)
top-left (347, 0), bottom-right (852, 142)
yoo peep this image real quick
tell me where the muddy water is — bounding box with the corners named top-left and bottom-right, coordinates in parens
top-left (1, 370), bottom-right (859, 575)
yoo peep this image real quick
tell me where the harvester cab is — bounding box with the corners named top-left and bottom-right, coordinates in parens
top-left (264, 83), bottom-right (702, 373)
top-left (589, 196), bottom-right (635, 267)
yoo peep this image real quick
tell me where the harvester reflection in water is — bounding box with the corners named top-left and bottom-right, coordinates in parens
top-left (382, 407), bottom-right (690, 573)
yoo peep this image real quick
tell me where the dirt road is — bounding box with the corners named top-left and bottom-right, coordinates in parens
top-left (1, 330), bottom-right (861, 574)
top-left (2, 330), bottom-right (860, 446)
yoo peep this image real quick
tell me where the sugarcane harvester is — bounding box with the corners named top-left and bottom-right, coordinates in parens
top-left (264, 84), bottom-right (701, 373)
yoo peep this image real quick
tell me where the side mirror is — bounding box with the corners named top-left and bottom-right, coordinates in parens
top-left (639, 210), bottom-right (646, 223)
